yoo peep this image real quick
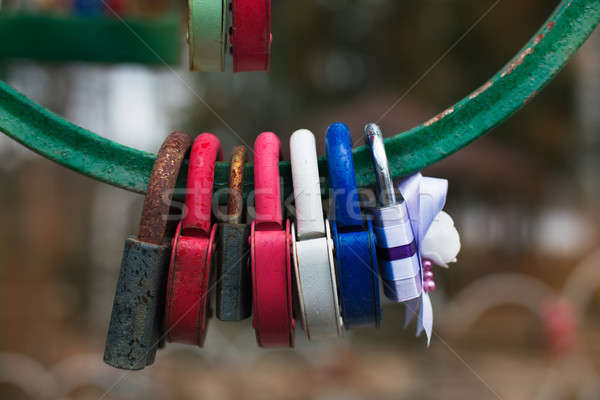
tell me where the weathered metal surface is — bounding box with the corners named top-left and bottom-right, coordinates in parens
top-left (104, 132), bottom-right (192, 370)
top-left (138, 132), bottom-right (193, 244)
top-left (227, 145), bottom-right (247, 224)
top-left (215, 223), bottom-right (252, 321)
top-left (215, 145), bottom-right (252, 321)
top-left (103, 238), bottom-right (170, 370)
top-left (0, 14), bottom-right (181, 65)
top-left (164, 134), bottom-right (221, 346)
top-left (0, 0), bottom-right (598, 194)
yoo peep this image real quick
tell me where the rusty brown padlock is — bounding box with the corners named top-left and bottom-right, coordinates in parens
top-left (103, 132), bottom-right (192, 370)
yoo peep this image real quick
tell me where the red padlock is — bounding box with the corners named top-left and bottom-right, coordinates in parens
top-left (164, 133), bottom-right (222, 346)
top-left (250, 132), bottom-right (294, 347)
top-left (231, 0), bottom-right (272, 72)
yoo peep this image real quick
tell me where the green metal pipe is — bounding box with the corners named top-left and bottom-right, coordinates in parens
top-left (0, 0), bottom-right (599, 199)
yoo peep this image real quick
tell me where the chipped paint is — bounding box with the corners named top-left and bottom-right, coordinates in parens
top-left (501, 47), bottom-right (534, 78)
top-left (524, 90), bottom-right (538, 105)
top-left (469, 81), bottom-right (493, 100)
top-left (501, 20), bottom-right (556, 79)
top-left (424, 107), bottom-right (455, 127)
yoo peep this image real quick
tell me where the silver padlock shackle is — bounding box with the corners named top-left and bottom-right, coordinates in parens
top-left (365, 123), bottom-right (401, 207)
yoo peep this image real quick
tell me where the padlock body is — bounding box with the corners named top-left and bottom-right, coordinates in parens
top-left (372, 203), bottom-right (422, 302)
top-left (293, 234), bottom-right (341, 339)
top-left (215, 223), bottom-right (252, 321)
top-left (332, 220), bottom-right (381, 329)
top-left (164, 228), bottom-right (216, 346)
top-left (104, 237), bottom-right (170, 370)
top-left (251, 221), bottom-right (294, 348)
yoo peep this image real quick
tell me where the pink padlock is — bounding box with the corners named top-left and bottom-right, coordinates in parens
top-left (250, 132), bottom-right (294, 347)
top-left (164, 133), bottom-right (222, 346)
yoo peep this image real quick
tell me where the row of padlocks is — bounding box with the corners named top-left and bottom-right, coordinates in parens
top-left (103, 122), bottom-right (461, 370)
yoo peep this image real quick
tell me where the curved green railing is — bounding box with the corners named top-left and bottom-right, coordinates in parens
top-left (1, 0), bottom-right (599, 199)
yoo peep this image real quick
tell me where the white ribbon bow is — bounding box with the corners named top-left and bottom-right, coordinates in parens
top-left (398, 173), bottom-right (460, 345)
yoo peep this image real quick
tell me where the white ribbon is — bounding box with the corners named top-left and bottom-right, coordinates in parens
top-left (398, 173), bottom-right (451, 346)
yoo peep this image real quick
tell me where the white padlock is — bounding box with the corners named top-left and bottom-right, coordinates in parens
top-left (290, 129), bottom-right (343, 340)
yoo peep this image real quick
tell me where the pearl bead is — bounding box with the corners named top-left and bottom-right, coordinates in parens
top-left (424, 280), bottom-right (436, 292)
top-left (424, 271), bottom-right (434, 280)
top-left (422, 259), bottom-right (434, 271)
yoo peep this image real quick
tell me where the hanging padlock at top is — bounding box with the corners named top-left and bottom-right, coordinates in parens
top-left (365, 123), bottom-right (422, 303)
top-left (188, 0), bottom-right (228, 71)
top-left (188, 0), bottom-right (272, 72)
top-left (231, 0), bottom-right (272, 72)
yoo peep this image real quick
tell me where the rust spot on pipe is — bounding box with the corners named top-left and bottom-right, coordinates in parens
top-left (469, 81), bottom-right (493, 100)
top-left (424, 107), bottom-right (455, 127)
top-left (501, 47), bottom-right (534, 78)
top-left (500, 21), bottom-right (554, 80)
top-left (227, 145), bottom-right (247, 224)
top-left (524, 89), bottom-right (538, 105)
top-left (533, 33), bottom-right (544, 46)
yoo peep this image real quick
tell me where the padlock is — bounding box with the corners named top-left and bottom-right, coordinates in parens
top-left (290, 129), bottom-right (343, 340)
top-left (104, 132), bottom-right (193, 370)
top-left (364, 123), bottom-right (421, 302)
top-left (215, 145), bottom-right (252, 321)
top-left (250, 132), bottom-right (294, 347)
top-left (231, 0), bottom-right (271, 72)
top-left (325, 122), bottom-right (381, 329)
top-left (188, 0), bottom-right (228, 71)
top-left (164, 133), bottom-right (222, 346)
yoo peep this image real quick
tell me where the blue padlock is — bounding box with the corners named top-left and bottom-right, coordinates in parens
top-left (326, 122), bottom-right (381, 328)
top-left (364, 123), bottom-right (421, 302)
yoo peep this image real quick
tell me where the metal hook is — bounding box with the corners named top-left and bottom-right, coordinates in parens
top-left (364, 123), bottom-right (400, 207)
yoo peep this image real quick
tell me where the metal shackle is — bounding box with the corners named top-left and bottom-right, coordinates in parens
top-left (364, 123), bottom-right (402, 207)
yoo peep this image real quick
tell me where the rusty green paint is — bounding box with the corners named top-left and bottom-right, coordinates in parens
top-left (0, 0), bottom-right (599, 198)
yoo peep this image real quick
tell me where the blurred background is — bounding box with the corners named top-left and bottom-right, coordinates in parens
top-left (1, 0), bottom-right (599, 399)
